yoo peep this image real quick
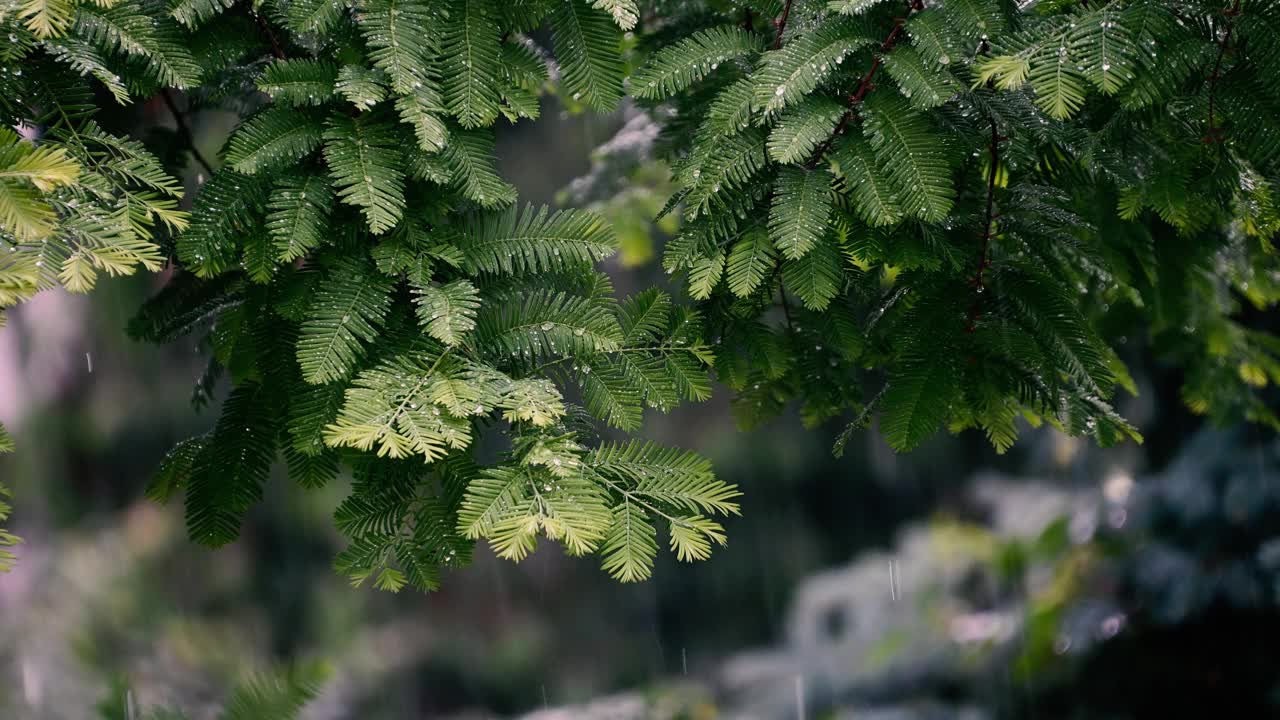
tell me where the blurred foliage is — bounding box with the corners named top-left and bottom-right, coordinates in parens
top-left (999, 431), bottom-right (1280, 717)
top-left (96, 660), bottom-right (328, 720)
top-left (0, 427), bottom-right (17, 572)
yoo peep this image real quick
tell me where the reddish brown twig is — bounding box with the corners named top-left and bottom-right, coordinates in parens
top-left (805, 0), bottom-right (924, 167)
top-left (772, 0), bottom-right (795, 49)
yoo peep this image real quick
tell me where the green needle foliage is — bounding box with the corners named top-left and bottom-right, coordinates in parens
top-left (1, 0), bottom-right (1278, 591)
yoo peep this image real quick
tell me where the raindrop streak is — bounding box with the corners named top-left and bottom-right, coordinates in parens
top-left (888, 559), bottom-right (900, 601)
top-left (85, 352), bottom-right (93, 373)
top-left (682, 647), bottom-right (688, 675)
top-left (794, 675), bottom-right (806, 720)
top-left (20, 659), bottom-right (40, 706)
top-left (541, 684), bottom-right (549, 709)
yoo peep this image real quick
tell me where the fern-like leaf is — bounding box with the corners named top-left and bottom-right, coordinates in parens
top-left (551, 0), bottom-right (624, 111)
top-left (257, 59), bottom-right (338, 105)
top-left (831, 134), bottom-right (903, 227)
top-left (442, 127), bottom-right (518, 207)
top-left (860, 93), bottom-right (953, 222)
top-left (828, 0), bottom-right (888, 15)
top-left (357, 0), bottom-right (438, 95)
top-left (184, 383), bottom-right (281, 546)
top-left (224, 106), bottom-right (325, 174)
top-left (475, 289), bottom-right (623, 360)
top-left (322, 112), bottom-right (406, 234)
top-left (630, 26), bottom-right (763, 100)
top-left (456, 204), bottom-right (617, 275)
top-left (767, 96), bottom-right (846, 164)
top-left (591, 0), bottom-right (638, 30)
top-left (599, 501), bottom-right (656, 581)
top-left (782, 238), bottom-right (842, 310)
top-left (753, 18), bottom-right (874, 114)
top-left (324, 353), bottom-right (478, 461)
top-left (441, 0), bottom-right (502, 128)
top-left (283, 0), bottom-right (346, 35)
top-left (726, 229), bottom-right (776, 297)
top-left (218, 661), bottom-right (330, 720)
top-left (881, 351), bottom-right (959, 452)
top-left (413, 279), bottom-right (481, 346)
top-left (266, 173), bottom-right (335, 262)
top-left (769, 165), bottom-right (834, 260)
top-left (296, 257), bottom-right (395, 384)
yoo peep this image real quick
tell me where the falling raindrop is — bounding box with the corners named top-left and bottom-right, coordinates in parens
top-left (795, 675), bottom-right (806, 720)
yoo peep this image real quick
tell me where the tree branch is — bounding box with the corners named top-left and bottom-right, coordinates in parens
top-left (805, 0), bottom-right (924, 167)
top-left (254, 11), bottom-right (287, 60)
top-left (779, 282), bottom-right (795, 333)
top-left (1205, 0), bottom-right (1242, 143)
top-left (772, 0), bottom-right (795, 50)
top-left (765, 256), bottom-right (796, 333)
top-left (967, 116), bottom-right (1003, 332)
top-left (160, 89), bottom-right (214, 177)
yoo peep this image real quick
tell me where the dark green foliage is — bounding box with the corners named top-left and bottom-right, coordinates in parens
top-left (224, 106), bottom-right (326, 174)
top-left (184, 382), bottom-right (281, 545)
top-left (648, 0), bottom-right (1279, 457)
